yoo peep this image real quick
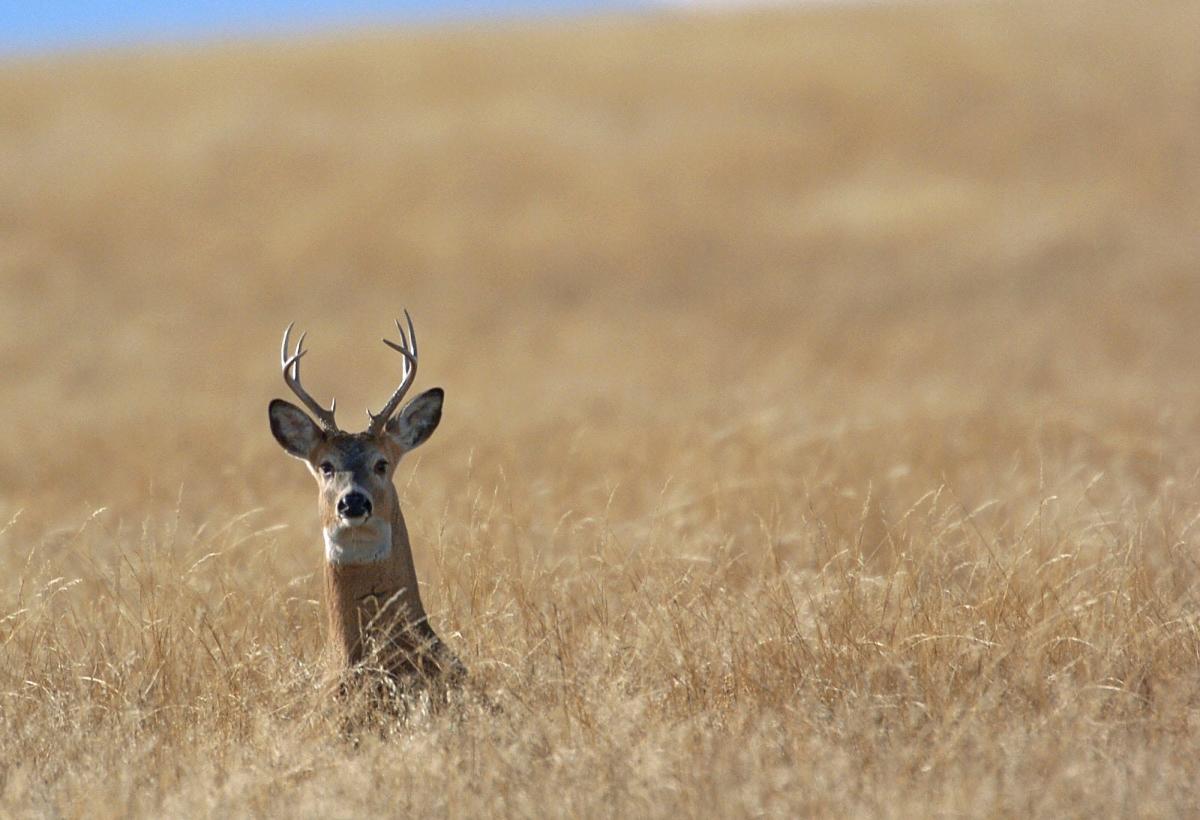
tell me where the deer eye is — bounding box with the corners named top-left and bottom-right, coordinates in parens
top-left (374, 459), bottom-right (389, 475)
top-left (319, 461), bottom-right (335, 476)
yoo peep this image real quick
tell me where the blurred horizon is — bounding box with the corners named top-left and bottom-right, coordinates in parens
top-left (0, 0), bottom-right (651, 56)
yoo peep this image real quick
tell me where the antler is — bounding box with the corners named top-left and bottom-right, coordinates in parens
top-left (366, 310), bottom-right (418, 436)
top-left (280, 323), bottom-right (340, 433)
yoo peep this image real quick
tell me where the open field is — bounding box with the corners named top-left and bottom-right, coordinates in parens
top-left (2, 1), bottom-right (1200, 815)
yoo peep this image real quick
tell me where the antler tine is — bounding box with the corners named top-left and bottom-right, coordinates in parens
top-left (367, 310), bottom-right (419, 435)
top-left (280, 322), bottom-right (340, 433)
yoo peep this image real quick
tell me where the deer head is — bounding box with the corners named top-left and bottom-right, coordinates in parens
top-left (268, 313), bottom-right (443, 566)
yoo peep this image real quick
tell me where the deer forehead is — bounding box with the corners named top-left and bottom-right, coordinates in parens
top-left (313, 434), bottom-right (390, 473)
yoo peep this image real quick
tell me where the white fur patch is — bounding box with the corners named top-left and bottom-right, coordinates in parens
top-left (323, 522), bottom-right (392, 565)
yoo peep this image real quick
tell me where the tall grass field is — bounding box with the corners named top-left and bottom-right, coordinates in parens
top-left (1, 1), bottom-right (1199, 815)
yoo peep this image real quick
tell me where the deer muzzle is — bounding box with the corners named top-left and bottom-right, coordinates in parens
top-left (337, 490), bottom-right (373, 523)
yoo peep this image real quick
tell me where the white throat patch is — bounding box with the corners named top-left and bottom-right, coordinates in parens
top-left (323, 522), bottom-right (393, 566)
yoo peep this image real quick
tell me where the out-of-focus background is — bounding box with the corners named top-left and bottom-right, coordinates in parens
top-left (1, 0), bottom-right (635, 52)
top-left (2, 1), bottom-right (1199, 816)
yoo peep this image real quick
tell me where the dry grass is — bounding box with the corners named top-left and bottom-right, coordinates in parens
top-left (2, 1), bottom-right (1200, 815)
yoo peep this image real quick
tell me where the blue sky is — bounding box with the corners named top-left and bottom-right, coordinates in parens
top-left (0, 0), bottom-right (642, 55)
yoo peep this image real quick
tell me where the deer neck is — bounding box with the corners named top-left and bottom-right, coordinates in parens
top-left (321, 492), bottom-right (429, 669)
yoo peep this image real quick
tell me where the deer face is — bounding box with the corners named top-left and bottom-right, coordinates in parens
top-left (269, 390), bottom-right (443, 564)
top-left (268, 315), bottom-right (442, 565)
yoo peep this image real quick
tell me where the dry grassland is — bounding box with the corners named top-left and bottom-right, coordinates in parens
top-left (2, 1), bottom-right (1200, 815)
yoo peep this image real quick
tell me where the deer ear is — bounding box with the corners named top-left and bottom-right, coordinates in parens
top-left (384, 388), bottom-right (443, 451)
top-left (269, 399), bottom-right (324, 460)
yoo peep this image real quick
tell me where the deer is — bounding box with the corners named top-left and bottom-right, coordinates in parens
top-left (268, 312), bottom-right (465, 689)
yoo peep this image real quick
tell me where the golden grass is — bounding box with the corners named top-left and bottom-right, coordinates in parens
top-left (2, 0), bottom-right (1200, 815)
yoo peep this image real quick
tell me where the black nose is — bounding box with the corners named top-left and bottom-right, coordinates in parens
top-left (337, 492), bottom-right (372, 519)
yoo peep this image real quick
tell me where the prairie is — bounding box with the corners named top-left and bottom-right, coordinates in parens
top-left (1, 1), bottom-right (1199, 815)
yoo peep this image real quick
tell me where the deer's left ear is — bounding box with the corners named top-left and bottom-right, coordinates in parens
top-left (384, 387), bottom-right (443, 451)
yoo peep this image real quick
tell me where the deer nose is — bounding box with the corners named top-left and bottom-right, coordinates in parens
top-left (337, 492), bottom-right (372, 520)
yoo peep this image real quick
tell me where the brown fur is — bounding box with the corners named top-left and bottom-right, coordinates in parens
top-left (269, 389), bottom-right (463, 687)
top-left (322, 491), bottom-right (463, 680)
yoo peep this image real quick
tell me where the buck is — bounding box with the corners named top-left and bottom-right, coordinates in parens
top-left (268, 313), bottom-right (464, 685)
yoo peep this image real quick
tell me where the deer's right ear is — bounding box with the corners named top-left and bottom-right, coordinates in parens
top-left (269, 399), bottom-right (324, 460)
